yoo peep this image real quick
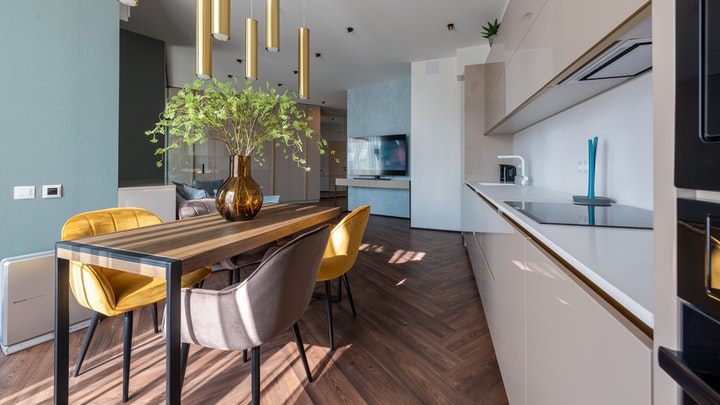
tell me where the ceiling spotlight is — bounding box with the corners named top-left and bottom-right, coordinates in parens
top-left (447, 23), bottom-right (455, 31)
top-left (347, 27), bottom-right (354, 33)
top-left (227, 74), bottom-right (233, 78)
top-left (294, 70), bottom-right (298, 75)
top-left (322, 101), bottom-right (326, 104)
top-left (278, 83), bottom-right (283, 86)
top-left (236, 59), bottom-right (243, 63)
top-left (315, 53), bottom-right (321, 58)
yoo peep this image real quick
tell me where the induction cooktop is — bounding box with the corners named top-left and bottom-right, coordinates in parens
top-left (505, 201), bottom-right (653, 230)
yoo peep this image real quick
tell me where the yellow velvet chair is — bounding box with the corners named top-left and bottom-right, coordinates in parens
top-left (316, 205), bottom-right (370, 350)
top-left (61, 207), bottom-right (212, 403)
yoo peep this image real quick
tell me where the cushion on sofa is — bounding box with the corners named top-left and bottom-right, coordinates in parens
top-left (173, 182), bottom-right (209, 200)
top-left (193, 179), bottom-right (224, 197)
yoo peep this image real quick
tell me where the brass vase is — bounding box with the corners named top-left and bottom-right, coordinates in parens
top-left (215, 155), bottom-right (263, 221)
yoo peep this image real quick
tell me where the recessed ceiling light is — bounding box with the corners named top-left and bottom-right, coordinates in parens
top-left (236, 59), bottom-right (243, 63)
top-left (447, 23), bottom-right (455, 31)
top-left (315, 53), bottom-right (321, 58)
top-left (347, 27), bottom-right (354, 33)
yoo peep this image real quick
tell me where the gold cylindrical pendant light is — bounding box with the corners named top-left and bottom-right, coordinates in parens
top-left (246, 18), bottom-right (258, 80)
top-left (298, 27), bottom-right (309, 99)
top-left (266, 0), bottom-right (280, 52)
top-left (211, 0), bottom-right (230, 41)
top-left (196, 0), bottom-right (212, 79)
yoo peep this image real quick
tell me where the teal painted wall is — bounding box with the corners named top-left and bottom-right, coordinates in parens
top-left (0, 1), bottom-right (119, 259)
top-left (346, 76), bottom-right (411, 217)
top-left (347, 78), bottom-right (411, 138)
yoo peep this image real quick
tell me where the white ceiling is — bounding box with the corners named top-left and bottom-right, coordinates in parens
top-left (120, 0), bottom-right (508, 111)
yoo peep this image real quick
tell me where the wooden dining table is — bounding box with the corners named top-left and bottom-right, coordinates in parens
top-left (54, 203), bottom-right (339, 404)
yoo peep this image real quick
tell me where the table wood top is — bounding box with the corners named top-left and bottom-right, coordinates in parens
top-left (56, 204), bottom-right (339, 278)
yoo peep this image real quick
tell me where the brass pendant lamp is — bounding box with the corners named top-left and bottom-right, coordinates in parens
top-left (196, 0), bottom-right (212, 79)
top-left (266, 0), bottom-right (280, 52)
top-left (246, 0), bottom-right (258, 80)
top-left (211, 0), bottom-right (231, 41)
top-left (298, 27), bottom-right (309, 99)
top-left (246, 18), bottom-right (258, 80)
top-left (298, 0), bottom-right (309, 99)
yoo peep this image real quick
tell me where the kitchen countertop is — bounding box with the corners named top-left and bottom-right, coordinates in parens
top-left (465, 178), bottom-right (654, 330)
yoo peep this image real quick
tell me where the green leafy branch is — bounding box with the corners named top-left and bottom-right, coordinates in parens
top-left (146, 77), bottom-right (335, 171)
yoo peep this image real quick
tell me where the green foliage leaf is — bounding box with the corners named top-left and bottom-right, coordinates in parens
top-left (146, 77), bottom-right (332, 170)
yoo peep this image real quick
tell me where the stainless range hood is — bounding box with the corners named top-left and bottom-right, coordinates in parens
top-left (564, 37), bottom-right (652, 84)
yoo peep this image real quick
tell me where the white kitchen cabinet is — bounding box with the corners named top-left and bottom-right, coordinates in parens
top-left (499, 0), bottom-right (549, 64)
top-left (463, 189), bottom-right (652, 404)
top-left (485, 66), bottom-right (506, 133)
top-left (525, 240), bottom-right (652, 405)
top-left (490, 227), bottom-right (527, 405)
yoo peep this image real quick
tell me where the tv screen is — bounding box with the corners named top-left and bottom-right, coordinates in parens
top-left (347, 134), bottom-right (408, 178)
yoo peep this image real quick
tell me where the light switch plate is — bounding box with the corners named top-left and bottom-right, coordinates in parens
top-left (42, 185), bottom-right (62, 199)
top-left (13, 186), bottom-right (35, 200)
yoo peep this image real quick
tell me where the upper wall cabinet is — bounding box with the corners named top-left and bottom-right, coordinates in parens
top-left (485, 0), bottom-right (651, 134)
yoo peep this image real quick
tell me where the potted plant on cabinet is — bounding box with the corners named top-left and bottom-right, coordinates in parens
top-left (481, 18), bottom-right (501, 47)
top-left (146, 77), bottom-right (333, 221)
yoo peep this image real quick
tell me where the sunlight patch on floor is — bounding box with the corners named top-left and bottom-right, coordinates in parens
top-left (389, 249), bottom-right (425, 264)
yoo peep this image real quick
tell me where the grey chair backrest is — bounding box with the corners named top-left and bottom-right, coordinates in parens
top-left (177, 225), bottom-right (330, 351)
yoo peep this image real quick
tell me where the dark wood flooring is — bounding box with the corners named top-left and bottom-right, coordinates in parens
top-left (0, 214), bottom-right (508, 404)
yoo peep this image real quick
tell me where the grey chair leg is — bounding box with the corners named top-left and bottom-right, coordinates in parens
top-left (122, 311), bottom-right (133, 403)
top-left (251, 346), bottom-right (261, 405)
top-left (292, 323), bottom-right (313, 383)
top-left (151, 303), bottom-right (159, 333)
top-left (325, 281), bottom-right (335, 350)
top-left (73, 311), bottom-right (101, 377)
top-left (243, 348), bottom-right (250, 362)
top-left (341, 274), bottom-right (357, 318)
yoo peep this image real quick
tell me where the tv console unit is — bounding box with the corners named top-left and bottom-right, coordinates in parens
top-left (335, 178), bottom-right (410, 218)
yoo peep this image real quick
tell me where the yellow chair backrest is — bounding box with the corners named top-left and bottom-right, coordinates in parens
top-left (61, 208), bottom-right (163, 315)
top-left (318, 205), bottom-right (370, 281)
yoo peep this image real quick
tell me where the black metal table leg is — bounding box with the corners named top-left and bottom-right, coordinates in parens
top-left (54, 255), bottom-right (69, 404)
top-left (166, 260), bottom-right (182, 404)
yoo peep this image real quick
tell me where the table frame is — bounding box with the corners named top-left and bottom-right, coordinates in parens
top-left (54, 204), bottom-right (339, 404)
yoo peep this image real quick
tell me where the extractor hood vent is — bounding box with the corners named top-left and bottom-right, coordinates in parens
top-left (564, 38), bottom-right (652, 84)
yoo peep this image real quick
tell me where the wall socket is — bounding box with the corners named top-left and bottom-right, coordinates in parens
top-left (42, 185), bottom-right (62, 198)
top-left (577, 160), bottom-right (589, 175)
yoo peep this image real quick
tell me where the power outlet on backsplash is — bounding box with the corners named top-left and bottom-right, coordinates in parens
top-left (577, 160), bottom-right (588, 175)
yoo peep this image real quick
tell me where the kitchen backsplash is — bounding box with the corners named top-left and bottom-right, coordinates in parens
top-left (512, 73), bottom-right (653, 210)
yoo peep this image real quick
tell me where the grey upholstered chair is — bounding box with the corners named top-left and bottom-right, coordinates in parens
top-left (170, 225), bottom-right (330, 404)
top-left (178, 197), bottom-right (273, 285)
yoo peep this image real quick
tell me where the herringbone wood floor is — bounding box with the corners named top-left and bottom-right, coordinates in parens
top-left (0, 214), bottom-right (508, 404)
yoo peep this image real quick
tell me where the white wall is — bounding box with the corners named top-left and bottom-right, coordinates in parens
top-left (513, 73), bottom-right (654, 210)
top-left (411, 57), bottom-right (463, 230)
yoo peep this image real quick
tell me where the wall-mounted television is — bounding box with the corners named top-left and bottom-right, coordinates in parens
top-left (347, 134), bottom-right (408, 178)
